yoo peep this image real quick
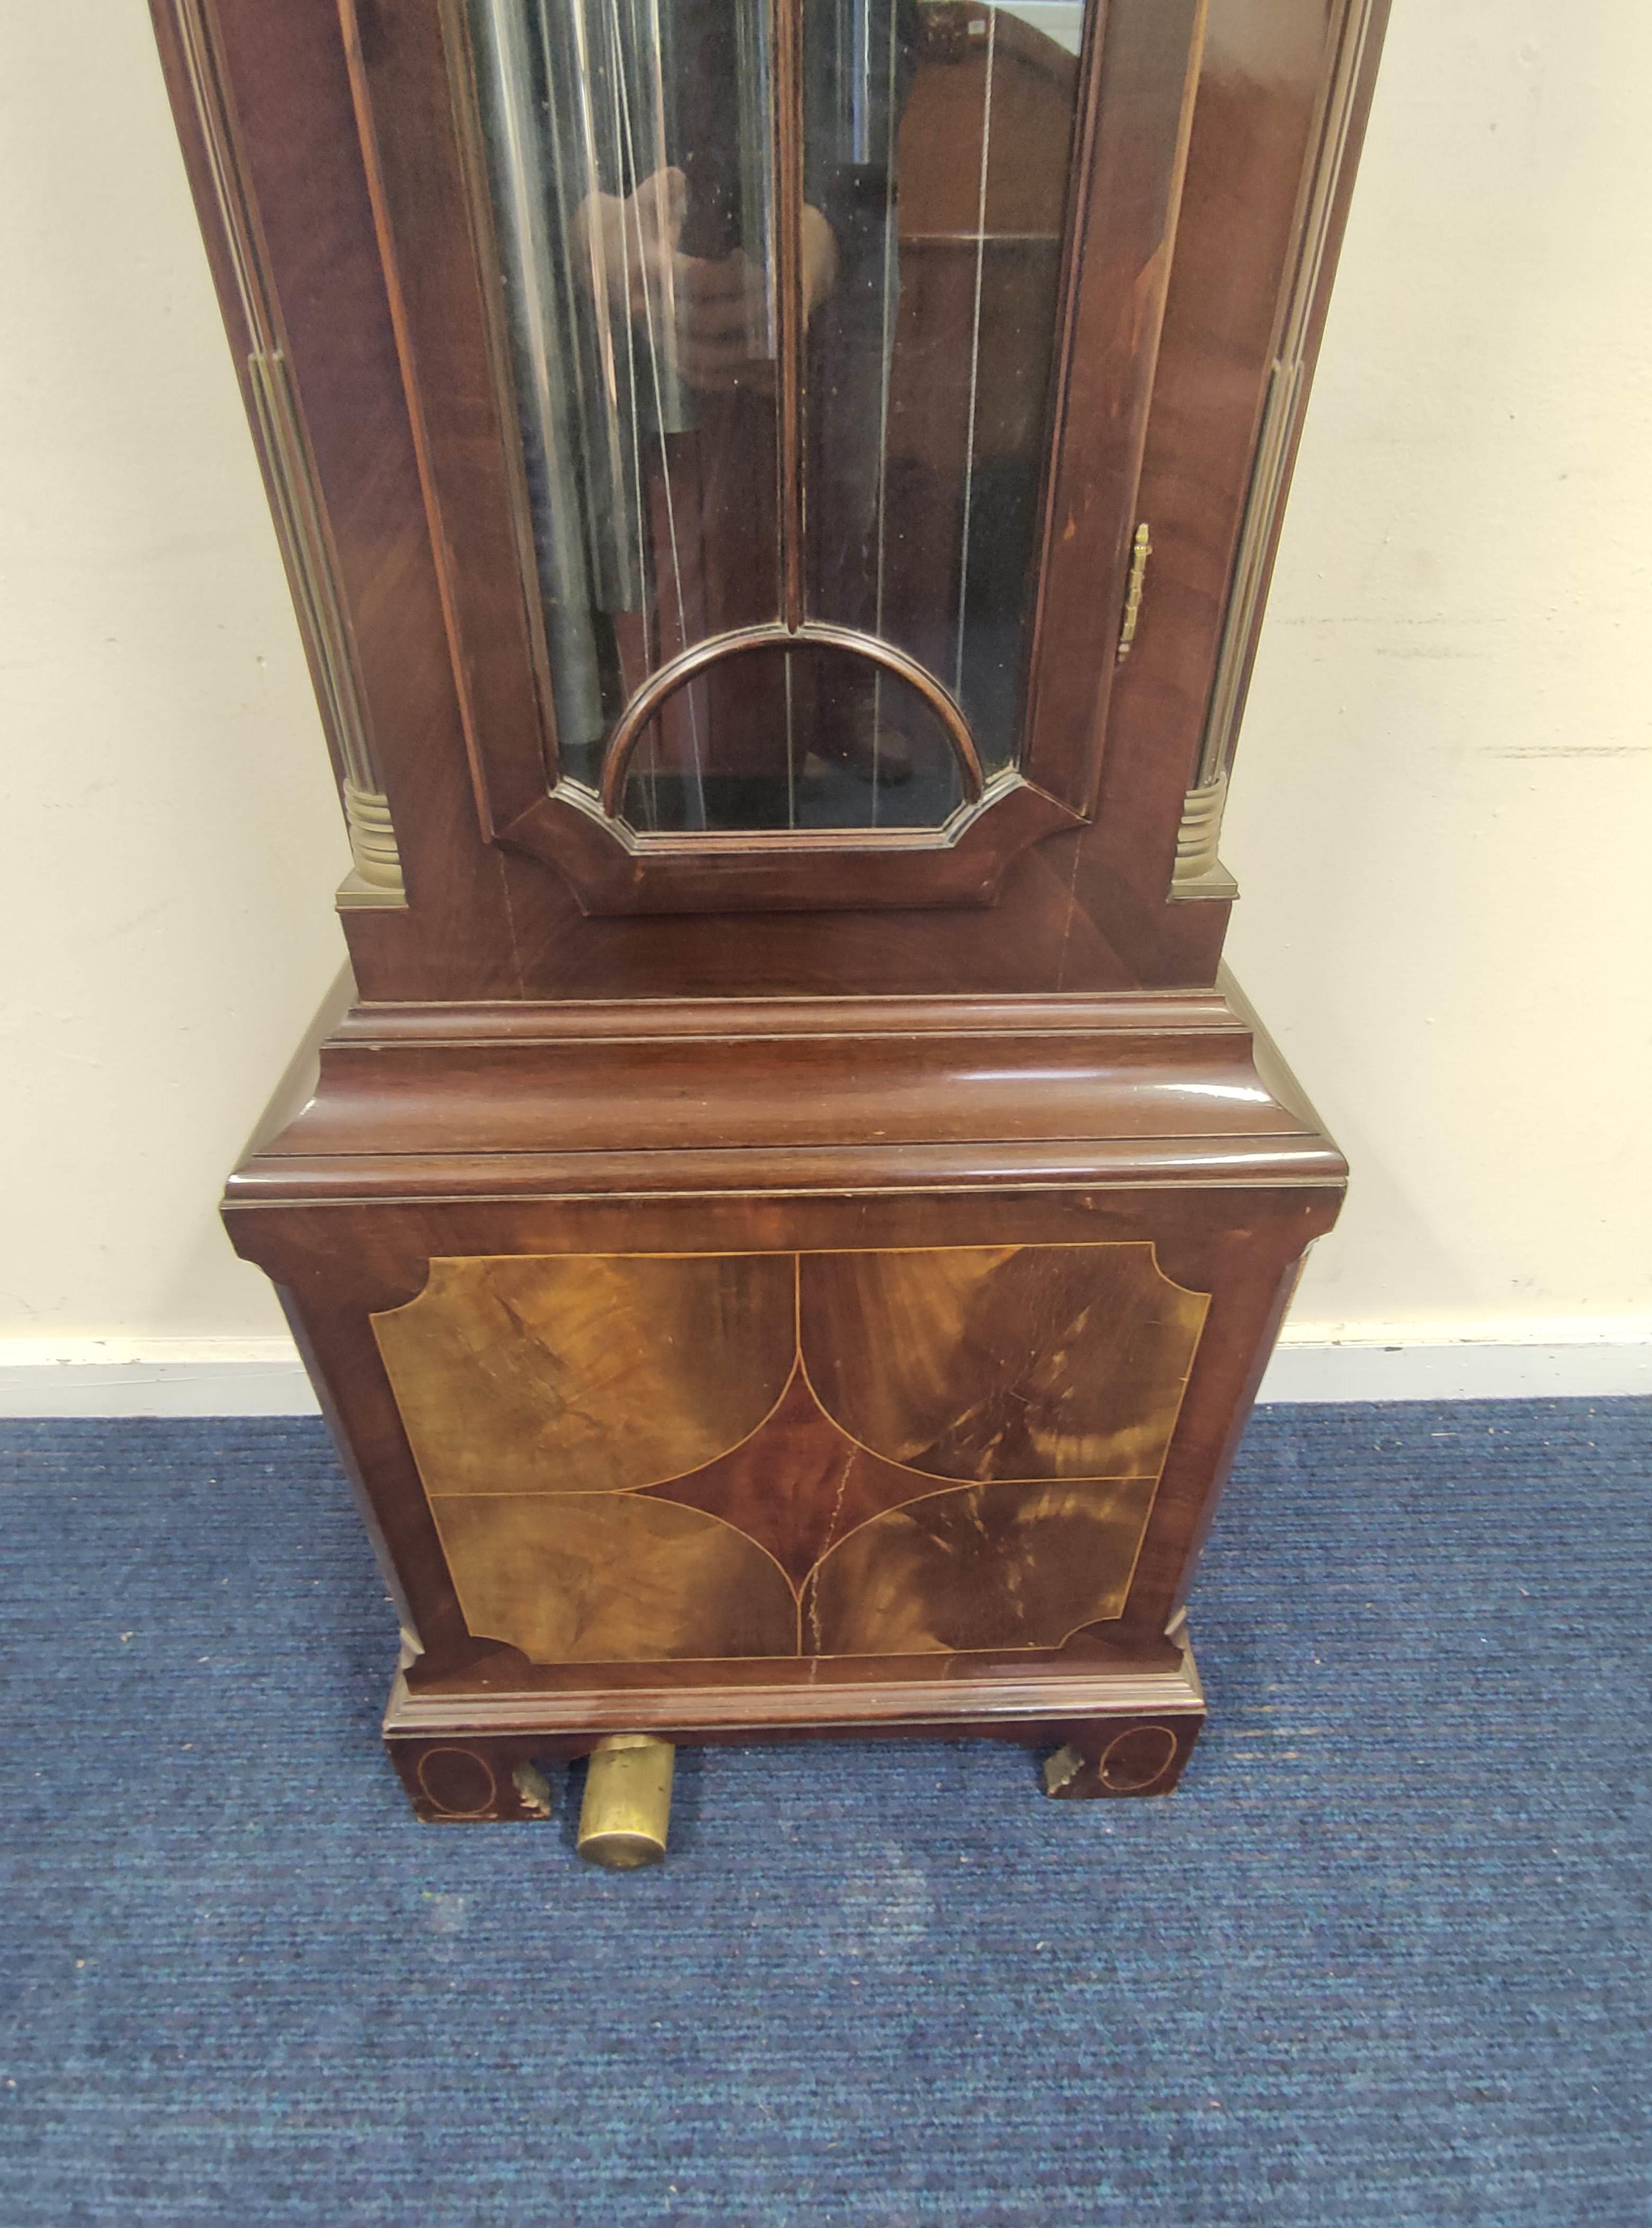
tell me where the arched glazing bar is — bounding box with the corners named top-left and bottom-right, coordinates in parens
top-left (466, 0), bottom-right (1089, 836)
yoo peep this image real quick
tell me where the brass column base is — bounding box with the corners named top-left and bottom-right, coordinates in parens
top-left (577, 1735), bottom-right (676, 1869)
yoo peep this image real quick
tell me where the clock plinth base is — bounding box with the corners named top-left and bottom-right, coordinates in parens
top-left (229, 987), bottom-right (1341, 1848)
top-left (381, 1642), bottom-right (1207, 1823)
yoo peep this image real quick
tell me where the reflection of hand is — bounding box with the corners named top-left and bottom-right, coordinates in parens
top-left (677, 205), bottom-right (839, 393)
top-left (674, 246), bottom-right (768, 391)
top-left (571, 165), bottom-right (688, 324)
top-left (574, 170), bottom-right (839, 395)
top-left (798, 204), bottom-right (840, 325)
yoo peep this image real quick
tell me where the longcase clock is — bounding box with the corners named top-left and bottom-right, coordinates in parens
top-left (154, 0), bottom-right (1388, 1863)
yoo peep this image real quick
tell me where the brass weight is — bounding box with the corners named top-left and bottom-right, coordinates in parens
top-left (576, 1735), bottom-right (676, 1868)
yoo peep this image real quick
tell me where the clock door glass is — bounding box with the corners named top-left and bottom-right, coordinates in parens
top-left (467, 0), bottom-right (1088, 834)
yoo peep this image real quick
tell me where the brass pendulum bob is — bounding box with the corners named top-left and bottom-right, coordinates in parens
top-left (576, 1735), bottom-right (676, 1869)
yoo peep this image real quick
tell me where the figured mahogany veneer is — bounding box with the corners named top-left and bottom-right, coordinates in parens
top-left (225, 986), bottom-right (1343, 1793)
top-left (372, 1242), bottom-right (1208, 1663)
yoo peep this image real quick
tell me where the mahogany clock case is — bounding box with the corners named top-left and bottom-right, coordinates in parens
top-left (151, 0), bottom-right (1387, 1818)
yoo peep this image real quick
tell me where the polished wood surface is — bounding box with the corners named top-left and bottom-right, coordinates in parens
top-left (226, 987), bottom-right (1333, 1175)
top-left (800, 1243), bottom-right (1206, 1481)
top-left (373, 1251), bottom-right (797, 1495)
top-left (433, 1490), bottom-right (799, 1664)
top-left (1090, 0), bottom-right (1394, 984)
top-left (370, 1241), bottom-right (1206, 1664)
top-left (642, 1366), bottom-right (929, 1594)
top-left (225, 987), bottom-right (1343, 1738)
top-left (804, 1477), bottom-right (1157, 1655)
top-left (385, 1667), bottom-right (1209, 1816)
top-left (148, 0), bottom-right (1389, 1810)
top-left (155, 0), bottom-right (1388, 998)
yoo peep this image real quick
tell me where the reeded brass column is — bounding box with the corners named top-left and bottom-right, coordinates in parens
top-left (577, 1735), bottom-right (675, 1869)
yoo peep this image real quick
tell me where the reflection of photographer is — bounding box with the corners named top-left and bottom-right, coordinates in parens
top-left (477, 0), bottom-right (1075, 819)
top-left (573, 168), bottom-right (839, 394)
top-left (559, 0), bottom-right (922, 803)
top-left (475, 0), bottom-right (925, 814)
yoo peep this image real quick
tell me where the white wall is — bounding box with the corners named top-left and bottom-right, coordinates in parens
top-left (1223, 0), bottom-right (1652, 1357)
top-left (2, 2), bottom-right (1648, 1403)
top-left (0, 4), bottom-right (347, 1358)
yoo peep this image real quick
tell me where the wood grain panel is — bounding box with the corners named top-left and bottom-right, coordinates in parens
top-left (373, 1238), bottom-right (1210, 1667)
top-left (373, 1252), bottom-right (796, 1494)
top-left (802, 1476), bottom-right (1157, 1654)
top-left (430, 1492), bottom-right (797, 1661)
top-left (638, 1364), bottom-right (929, 1592)
top-left (800, 1243), bottom-right (1207, 1480)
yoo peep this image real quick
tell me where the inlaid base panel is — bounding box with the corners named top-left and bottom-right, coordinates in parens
top-left (225, 992), bottom-right (1346, 1837)
top-left (372, 1242), bottom-right (1209, 1668)
top-left (383, 1648), bottom-right (1207, 1820)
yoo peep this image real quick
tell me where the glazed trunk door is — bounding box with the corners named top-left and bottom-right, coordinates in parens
top-left (343, 0), bottom-right (1207, 911)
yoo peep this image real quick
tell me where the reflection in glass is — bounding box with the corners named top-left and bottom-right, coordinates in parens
top-left (620, 640), bottom-right (965, 829)
top-left (468, 0), bottom-right (1085, 833)
top-left (824, 3), bottom-right (1085, 778)
top-left (469, 0), bottom-right (782, 826)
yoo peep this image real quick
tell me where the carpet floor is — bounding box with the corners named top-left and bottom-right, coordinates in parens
top-left (1, 1400), bottom-right (1648, 2226)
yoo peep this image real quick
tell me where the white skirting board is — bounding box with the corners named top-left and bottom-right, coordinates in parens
top-left (0, 1328), bottom-right (1647, 1417)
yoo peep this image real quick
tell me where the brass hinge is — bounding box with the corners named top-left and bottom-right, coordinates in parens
top-left (1116, 521), bottom-right (1152, 664)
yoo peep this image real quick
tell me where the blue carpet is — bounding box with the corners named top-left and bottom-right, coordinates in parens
top-left (1, 1401), bottom-right (1648, 2226)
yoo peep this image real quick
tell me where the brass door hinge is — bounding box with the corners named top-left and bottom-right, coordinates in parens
top-left (1116, 522), bottom-right (1152, 663)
